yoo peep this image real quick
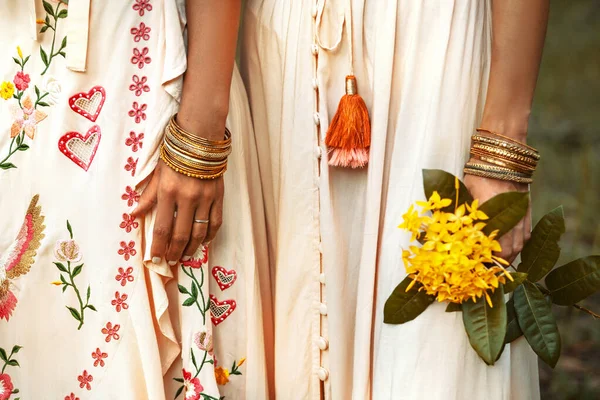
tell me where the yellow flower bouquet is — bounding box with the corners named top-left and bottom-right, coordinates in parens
top-left (384, 169), bottom-right (600, 367)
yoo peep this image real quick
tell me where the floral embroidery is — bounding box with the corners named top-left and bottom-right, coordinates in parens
top-left (131, 22), bottom-right (151, 42)
top-left (125, 131), bottom-right (144, 152)
top-left (214, 366), bottom-right (229, 386)
top-left (0, 374), bottom-right (14, 400)
top-left (0, 196), bottom-right (45, 321)
top-left (10, 96), bottom-right (48, 140)
top-left (194, 328), bottom-right (213, 354)
top-left (41, 76), bottom-right (62, 105)
top-left (177, 369), bottom-right (204, 400)
top-left (129, 75), bottom-right (150, 96)
top-left (68, 86), bottom-right (106, 122)
top-left (101, 322), bottom-right (121, 343)
top-left (64, 393), bottom-right (80, 400)
top-left (111, 292), bottom-right (129, 312)
top-left (53, 221), bottom-right (97, 330)
top-left (0, 345), bottom-right (22, 398)
top-left (0, 82), bottom-right (14, 100)
top-left (131, 48), bottom-right (151, 69)
top-left (118, 241), bottom-right (137, 261)
top-left (122, 186), bottom-right (140, 207)
top-left (38, 0), bottom-right (68, 75)
top-left (77, 370), bottom-right (93, 391)
top-left (132, 0), bottom-right (153, 16)
top-left (128, 102), bottom-right (147, 123)
top-left (91, 348), bottom-right (108, 367)
top-left (115, 267), bottom-right (135, 287)
top-left (125, 157), bottom-right (138, 177)
top-left (13, 71), bottom-right (30, 91)
top-left (119, 213), bottom-right (139, 233)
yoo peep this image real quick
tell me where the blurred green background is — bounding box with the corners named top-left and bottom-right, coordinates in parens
top-left (530, 0), bottom-right (600, 398)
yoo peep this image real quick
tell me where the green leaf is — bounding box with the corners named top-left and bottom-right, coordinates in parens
top-left (182, 298), bottom-right (196, 307)
top-left (479, 192), bottom-right (530, 238)
top-left (58, 51), bottom-right (66, 58)
top-left (62, 285), bottom-right (68, 293)
top-left (72, 264), bottom-right (83, 278)
top-left (514, 281), bottom-right (561, 367)
top-left (445, 303), bottom-right (462, 312)
top-left (503, 272), bottom-right (528, 293)
top-left (12, 389), bottom-right (20, 394)
top-left (87, 304), bottom-right (97, 312)
top-left (40, 25), bottom-right (49, 34)
top-left (545, 256), bottom-right (600, 306)
top-left (86, 285), bottom-right (91, 301)
top-left (422, 169), bottom-right (473, 212)
top-left (57, 9), bottom-right (68, 19)
top-left (66, 220), bottom-right (73, 238)
top-left (54, 262), bottom-right (68, 272)
top-left (36, 101), bottom-right (49, 107)
top-left (462, 286), bottom-right (507, 365)
top-left (191, 349), bottom-right (198, 368)
top-left (12, 57), bottom-right (21, 66)
top-left (11, 345), bottom-right (22, 354)
top-left (505, 297), bottom-right (523, 343)
top-left (18, 144), bottom-right (30, 151)
top-left (40, 47), bottom-right (49, 66)
top-left (23, 55), bottom-right (30, 66)
top-left (174, 385), bottom-right (184, 399)
top-left (0, 348), bottom-right (7, 362)
top-left (67, 306), bottom-right (81, 321)
top-left (383, 277), bottom-right (435, 324)
top-left (518, 206), bottom-right (565, 282)
top-left (173, 378), bottom-right (184, 383)
top-left (59, 274), bottom-right (68, 285)
top-left (178, 284), bottom-right (190, 295)
top-left (15, 134), bottom-right (22, 146)
top-left (191, 281), bottom-right (198, 299)
top-left (7, 359), bottom-right (19, 367)
top-left (43, 0), bottom-right (54, 16)
top-left (0, 163), bottom-right (17, 170)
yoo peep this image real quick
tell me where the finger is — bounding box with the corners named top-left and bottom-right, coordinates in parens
top-left (511, 220), bottom-right (525, 263)
top-left (150, 190), bottom-right (176, 264)
top-left (183, 206), bottom-right (211, 260)
top-left (166, 203), bottom-right (195, 265)
top-left (497, 232), bottom-right (514, 263)
top-left (523, 202), bottom-right (533, 243)
top-left (131, 171), bottom-right (159, 218)
top-left (204, 180), bottom-right (224, 244)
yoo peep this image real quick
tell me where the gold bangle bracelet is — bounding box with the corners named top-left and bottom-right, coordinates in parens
top-left (160, 146), bottom-right (227, 179)
top-left (463, 168), bottom-right (533, 184)
top-left (476, 128), bottom-right (537, 153)
top-left (170, 115), bottom-right (232, 147)
top-left (470, 150), bottom-right (537, 173)
top-left (471, 143), bottom-right (538, 166)
top-left (471, 134), bottom-right (540, 160)
top-left (464, 162), bottom-right (533, 178)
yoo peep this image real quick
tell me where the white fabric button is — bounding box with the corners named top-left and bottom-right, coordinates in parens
top-left (318, 273), bottom-right (326, 284)
top-left (317, 367), bottom-right (329, 381)
top-left (313, 112), bottom-right (320, 126)
top-left (312, 78), bottom-right (319, 90)
top-left (311, 44), bottom-right (319, 56)
top-left (317, 336), bottom-right (329, 350)
top-left (319, 303), bottom-right (328, 315)
top-left (315, 146), bottom-right (322, 159)
top-left (311, 5), bottom-right (318, 18)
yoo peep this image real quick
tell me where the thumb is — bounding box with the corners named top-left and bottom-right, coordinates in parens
top-left (131, 172), bottom-right (159, 218)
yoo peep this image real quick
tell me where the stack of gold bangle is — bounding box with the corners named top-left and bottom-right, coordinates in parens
top-left (464, 128), bottom-right (540, 184)
top-left (160, 114), bottom-right (231, 179)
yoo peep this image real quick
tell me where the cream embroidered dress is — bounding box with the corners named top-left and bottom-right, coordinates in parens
top-left (0, 1), bottom-right (270, 399)
top-left (241, 1), bottom-right (540, 399)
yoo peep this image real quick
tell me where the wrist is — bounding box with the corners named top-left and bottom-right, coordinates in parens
top-left (176, 105), bottom-right (229, 141)
top-left (480, 111), bottom-right (531, 144)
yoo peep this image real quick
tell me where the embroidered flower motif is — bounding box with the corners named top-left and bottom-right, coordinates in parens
top-left (115, 266), bottom-right (134, 286)
top-left (91, 348), bottom-right (108, 367)
top-left (125, 131), bottom-right (144, 151)
top-left (0, 373), bottom-right (14, 400)
top-left (54, 239), bottom-right (82, 262)
top-left (10, 96), bottom-right (48, 139)
top-left (194, 328), bottom-right (213, 354)
top-left (214, 366), bottom-right (230, 386)
top-left (0, 82), bottom-right (15, 100)
top-left (130, 22), bottom-right (151, 42)
top-left (182, 245), bottom-right (208, 269)
top-left (77, 370), bottom-right (93, 391)
top-left (118, 241), bottom-right (137, 261)
top-left (128, 102), bottom-right (147, 124)
top-left (64, 393), bottom-right (80, 400)
top-left (129, 75), bottom-right (150, 96)
top-left (119, 213), bottom-right (139, 233)
top-left (122, 186), bottom-right (140, 207)
top-left (13, 71), bottom-right (30, 91)
top-left (111, 291), bottom-right (129, 312)
top-left (0, 281), bottom-right (18, 321)
top-left (132, 0), bottom-right (153, 16)
top-left (42, 76), bottom-right (62, 105)
top-left (101, 322), bottom-right (121, 342)
top-left (182, 368), bottom-right (204, 400)
top-left (125, 157), bottom-right (138, 177)
top-left (131, 47), bottom-right (151, 69)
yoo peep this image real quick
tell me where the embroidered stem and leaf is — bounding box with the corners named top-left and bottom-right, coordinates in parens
top-left (0, 345), bottom-right (22, 396)
top-left (39, 0), bottom-right (68, 75)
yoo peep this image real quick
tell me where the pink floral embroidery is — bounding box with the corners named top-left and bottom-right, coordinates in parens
top-left (121, 186), bottom-right (140, 207)
top-left (132, 0), bottom-right (153, 16)
top-left (111, 292), bottom-right (129, 312)
top-left (182, 369), bottom-right (204, 400)
top-left (125, 131), bottom-right (144, 152)
top-left (131, 48), bottom-right (151, 69)
top-left (101, 322), bottom-right (121, 342)
top-left (13, 71), bottom-right (30, 91)
top-left (119, 213), bottom-right (139, 233)
top-left (130, 22), bottom-right (151, 42)
top-left (118, 241), bottom-right (137, 261)
top-left (91, 348), bottom-right (108, 367)
top-left (77, 370), bottom-right (93, 391)
top-left (115, 266), bottom-right (134, 286)
top-left (128, 102), bottom-right (147, 123)
top-left (129, 75), bottom-right (150, 96)
top-left (182, 245), bottom-right (208, 269)
top-left (0, 374), bottom-right (14, 400)
top-left (125, 157), bottom-right (138, 177)
top-left (64, 394), bottom-right (80, 400)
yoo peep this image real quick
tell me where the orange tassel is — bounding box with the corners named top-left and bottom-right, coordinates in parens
top-left (325, 75), bottom-right (371, 168)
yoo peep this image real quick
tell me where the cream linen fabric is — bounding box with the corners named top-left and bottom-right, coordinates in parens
top-left (0, 1), bottom-right (270, 398)
top-left (241, 1), bottom-right (540, 399)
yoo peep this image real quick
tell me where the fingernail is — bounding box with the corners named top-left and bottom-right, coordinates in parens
top-left (168, 260), bottom-right (178, 266)
top-left (182, 256), bottom-right (191, 261)
top-left (152, 257), bottom-right (161, 264)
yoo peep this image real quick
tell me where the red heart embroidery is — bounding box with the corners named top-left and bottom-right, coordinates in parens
top-left (209, 294), bottom-right (236, 326)
top-left (211, 266), bottom-right (237, 291)
top-left (68, 86), bottom-right (106, 122)
top-left (58, 125), bottom-right (101, 171)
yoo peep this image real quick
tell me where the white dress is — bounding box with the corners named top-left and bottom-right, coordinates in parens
top-left (240, 0), bottom-right (540, 399)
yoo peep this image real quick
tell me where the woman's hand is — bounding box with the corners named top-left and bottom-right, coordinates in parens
top-left (131, 160), bottom-right (224, 265)
top-left (464, 172), bottom-right (531, 264)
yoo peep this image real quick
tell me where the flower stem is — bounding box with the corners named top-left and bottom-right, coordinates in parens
top-left (194, 349), bottom-right (208, 379)
top-left (182, 267), bottom-right (206, 323)
top-left (67, 261), bottom-right (86, 330)
top-left (41, 3), bottom-right (61, 76)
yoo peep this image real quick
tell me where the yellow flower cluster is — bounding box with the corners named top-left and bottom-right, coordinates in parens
top-left (399, 191), bottom-right (512, 307)
top-left (0, 81), bottom-right (14, 100)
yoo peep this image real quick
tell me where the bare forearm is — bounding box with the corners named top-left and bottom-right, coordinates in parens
top-left (178, 0), bottom-right (242, 139)
top-left (481, 0), bottom-right (550, 142)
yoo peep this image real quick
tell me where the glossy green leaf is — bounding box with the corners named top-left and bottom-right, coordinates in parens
top-left (462, 286), bottom-right (507, 365)
top-left (177, 284), bottom-right (189, 295)
top-left (479, 192), bottom-right (529, 238)
top-left (174, 385), bottom-right (184, 399)
top-left (445, 303), bottom-right (462, 312)
top-left (383, 277), bottom-right (434, 324)
top-left (40, 47), bottom-right (49, 66)
top-left (57, 9), bottom-right (68, 19)
top-left (504, 297), bottom-right (523, 343)
top-left (0, 163), bottom-right (16, 170)
top-left (42, 0), bottom-right (54, 16)
top-left (518, 206), bottom-right (565, 282)
top-left (86, 285), bottom-right (91, 302)
top-left (66, 220), bottom-right (73, 238)
top-left (182, 298), bottom-right (196, 307)
top-left (87, 304), bottom-right (97, 312)
top-left (11, 345), bottom-right (22, 354)
top-left (545, 256), bottom-right (600, 306)
top-left (72, 264), bottom-right (83, 278)
top-left (173, 378), bottom-right (184, 383)
top-left (503, 272), bottom-right (528, 293)
top-left (514, 281), bottom-right (561, 367)
top-left (422, 169), bottom-right (473, 212)
top-left (17, 144), bottom-right (29, 151)
top-left (54, 262), bottom-right (68, 272)
top-left (0, 348), bottom-right (7, 362)
top-left (67, 306), bottom-right (81, 321)
top-left (191, 281), bottom-right (198, 299)
top-left (7, 359), bottom-right (19, 367)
